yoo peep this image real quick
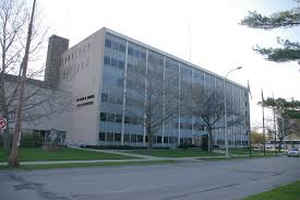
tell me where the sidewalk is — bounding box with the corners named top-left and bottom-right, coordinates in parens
top-left (69, 146), bottom-right (158, 160)
top-left (0, 147), bottom-right (230, 166)
top-left (0, 147), bottom-right (269, 167)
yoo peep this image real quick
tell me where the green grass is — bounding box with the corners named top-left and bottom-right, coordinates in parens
top-left (244, 181), bottom-right (300, 200)
top-left (0, 147), bottom-right (136, 162)
top-left (129, 148), bottom-right (223, 158)
top-left (0, 160), bottom-right (179, 170)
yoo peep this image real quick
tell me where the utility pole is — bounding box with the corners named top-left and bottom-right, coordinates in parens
top-left (261, 90), bottom-right (266, 156)
top-left (272, 93), bottom-right (277, 155)
top-left (223, 66), bottom-right (243, 158)
top-left (247, 80), bottom-right (252, 157)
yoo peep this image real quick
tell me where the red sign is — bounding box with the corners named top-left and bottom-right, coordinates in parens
top-left (0, 117), bottom-right (7, 130)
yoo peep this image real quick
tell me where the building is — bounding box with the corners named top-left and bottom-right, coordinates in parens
top-left (45, 27), bottom-right (250, 147)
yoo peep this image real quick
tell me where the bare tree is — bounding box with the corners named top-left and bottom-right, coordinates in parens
top-left (8, 0), bottom-right (37, 167)
top-left (0, 0), bottom-right (29, 153)
top-left (185, 85), bottom-right (244, 152)
top-left (0, 0), bottom-right (72, 167)
top-left (126, 55), bottom-right (181, 150)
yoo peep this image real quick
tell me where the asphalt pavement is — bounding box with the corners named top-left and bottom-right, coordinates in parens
top-left (0, 156), bottom-right (299, 200)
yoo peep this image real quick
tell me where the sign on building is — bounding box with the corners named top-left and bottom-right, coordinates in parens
top-left (0, 117), bottom-right (7, 131)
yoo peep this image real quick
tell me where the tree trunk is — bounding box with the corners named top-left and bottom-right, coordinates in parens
top-left (8, 0), bottom-right (36, 168)
top-left (147, 126), bottom-right (153, 151)
top-left (2, 125), bottom-right (11, 154)
top-left (208, 128), bottom-right (213, 152)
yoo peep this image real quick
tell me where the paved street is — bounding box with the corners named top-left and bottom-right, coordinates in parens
top-left (0, 157), bottom-right (299, 200)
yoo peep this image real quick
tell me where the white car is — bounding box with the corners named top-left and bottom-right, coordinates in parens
top-left (287, 148), bottom-right (300, 157)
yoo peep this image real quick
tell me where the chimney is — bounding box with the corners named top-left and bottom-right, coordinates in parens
top-left (45, 35), bottom-right (69, 88)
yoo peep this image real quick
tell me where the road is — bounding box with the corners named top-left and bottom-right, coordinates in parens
top-left (0, 157), bottom-right (299, 200)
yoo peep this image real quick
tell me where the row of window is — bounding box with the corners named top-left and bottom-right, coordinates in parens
top-left (63, 43), bottom-right (90, 66)
top-left (105, 39), bottom-right (126, 53)
top-left (105, 38), bottom-right (147, 60)
top-left (128, 46), bottom-right (146, 59)
top-left (100, 112), bottom-right (144, 125)
top-left (98, 132), bottom-right (193, 144)
top-left (175, 122), bottom-right (206, 131)
top-left (104, 56), bottom-right (125, 69)
top-left (101, 93), bottom-right (123, 105)
top-left (100, 111), bottom-right (211, 131)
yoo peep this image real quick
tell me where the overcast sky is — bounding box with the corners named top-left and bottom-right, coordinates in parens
top-left (38, 0), bottom-right (300, 129)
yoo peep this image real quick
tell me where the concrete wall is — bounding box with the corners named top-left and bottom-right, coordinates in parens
top-left (58, 28), bottom-right (106, 145)
top-left (5, 75), bottom-right (70, 134)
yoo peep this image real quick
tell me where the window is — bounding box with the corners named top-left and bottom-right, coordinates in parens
top-left (164, 136), bottom-right (169, 144)
top-left (99, 132), bottom-right (105, 141)
top-left (128, 47), bottom-right (134, 56)
top-left (118, 61), bottom-right (125, 69)
top-left (107, 113), bottom-right (115, 122)
top-left (124, 134), bottom-right (130, 143)
top-left (104, 56), bottom-right (110, 65)
top-left (131, 135), bottom-right (137, 143)
top-left (120, 44), bottom-right (126, 53)
top-left (105, 39), bottom-right (111, 48)
top-left (100, 112), bottom-right (106, 121)
top-left (111, 58), bottom-right (117, 67)
top-left (107, 133), bottom-right (114, 142)
top-left (153, 136), bottom-right (157, 144)
top-left (115, 133), bottom-right (121, 142)
top-left (137, 135), bottom-right (143, 143)
top-left (125, 116), bottom-right (130, 124)
top-left (101, 93), bottom-right (108, 102)
top-left (157, 136), bottom-right (162, 144)
top-left (116, 114), bottom-right (122, 123)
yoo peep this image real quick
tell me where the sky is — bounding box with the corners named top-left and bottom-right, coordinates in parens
top-left (37, 0), bottom-right (300, 129)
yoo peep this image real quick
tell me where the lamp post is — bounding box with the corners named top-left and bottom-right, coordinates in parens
top-left (224, 66), bottom-right (242, 158)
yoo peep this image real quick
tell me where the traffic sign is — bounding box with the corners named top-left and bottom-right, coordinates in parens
top-left (0, 117), bottom-right (7, 130)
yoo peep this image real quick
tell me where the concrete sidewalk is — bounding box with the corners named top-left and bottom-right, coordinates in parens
top-left (69, 146), bottom-right (158, 160)
top-left (0, 146), bottom-right (274, 166)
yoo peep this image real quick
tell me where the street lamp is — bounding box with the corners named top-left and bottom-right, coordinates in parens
top-left (224, 66), bottom-right (243, 158)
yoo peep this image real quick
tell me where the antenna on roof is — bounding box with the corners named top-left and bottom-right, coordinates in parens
top-left (188, 23), bottom-right (192, 62)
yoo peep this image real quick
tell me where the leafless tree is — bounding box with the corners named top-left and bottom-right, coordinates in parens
top-left (0, 0), bottom-right (28, 153)
top-left (0, 0), bottom-right (71, 167)
top-left (8, 0), bottom-right (37, 167)
top-left (126, 56), bottom-right (181, 150)
top-left (185, 85), bottom-right (244, 152)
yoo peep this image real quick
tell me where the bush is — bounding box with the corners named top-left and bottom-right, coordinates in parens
top-left (21, 133), bottom-right (43, 148)
top-left (178, 144), bottom-right (199, 149)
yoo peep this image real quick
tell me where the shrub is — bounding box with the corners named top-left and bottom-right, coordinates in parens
top-left (21, 133), bottom-right (43, 148)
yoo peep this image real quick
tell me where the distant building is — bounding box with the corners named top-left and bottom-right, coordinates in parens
top-left (44, 27), bottom-right (250, 147)
top-left (4, 73), bottom-right (69, 137)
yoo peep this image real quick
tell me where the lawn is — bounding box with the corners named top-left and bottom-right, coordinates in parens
top-left (244, 181), bottom-right (300, 200)
top-left (129, 148), bottom-right (223, 158)
top-left (0, 147), bottom-right (136, 162)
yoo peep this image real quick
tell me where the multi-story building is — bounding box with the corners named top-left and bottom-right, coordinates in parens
top-left (46, 27), bottom-right (250, 147)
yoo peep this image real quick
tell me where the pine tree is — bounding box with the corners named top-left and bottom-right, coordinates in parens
top-left (241, 1), bottom-right (300, 63)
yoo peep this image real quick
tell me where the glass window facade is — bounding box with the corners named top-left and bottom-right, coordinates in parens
top-left (99, 31), bottom-right (250, 147)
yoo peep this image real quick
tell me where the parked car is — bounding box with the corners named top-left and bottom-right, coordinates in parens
top-left (287, 148), bottom-right (300, 157)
